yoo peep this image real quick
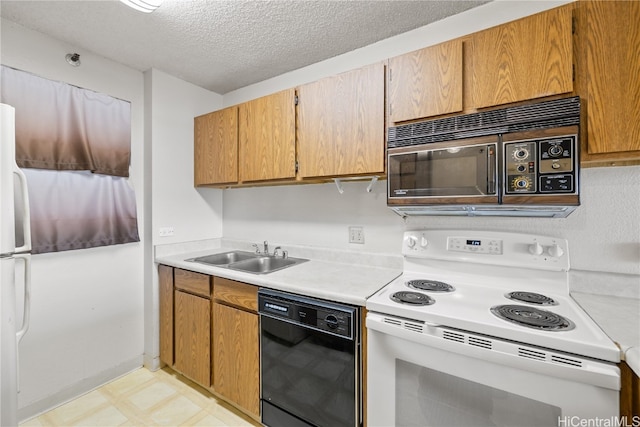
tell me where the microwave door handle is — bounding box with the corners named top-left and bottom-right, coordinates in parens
top-left (487, 146), bottom-right (497, 195)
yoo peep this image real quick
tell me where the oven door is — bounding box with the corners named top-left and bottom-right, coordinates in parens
top-left (387, 135), bottom-right (498, 206)
top-left (366, 312), bottom-right (620, 427)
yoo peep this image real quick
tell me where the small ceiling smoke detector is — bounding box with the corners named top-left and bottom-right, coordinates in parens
top-left (119, 0), bottom-right (163, 13)
top-left (65, 53), bottom-right (81, 67)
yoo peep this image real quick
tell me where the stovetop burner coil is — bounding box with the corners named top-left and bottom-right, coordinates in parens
top-left (490, 304), bottom-right (575, 331)
top-left (391, 291), bottom-right (435, 306)
top-left (407, 279), bottom-right (455, 293)
top-left (505, 291), bottom-right (557, 306)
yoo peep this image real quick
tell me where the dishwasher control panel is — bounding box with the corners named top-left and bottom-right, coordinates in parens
top-left (259, 289), bottom-right (356, 339)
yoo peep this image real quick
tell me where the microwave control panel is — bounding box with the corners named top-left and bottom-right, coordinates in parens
top-left (504, 134), bottom-right (577, 194)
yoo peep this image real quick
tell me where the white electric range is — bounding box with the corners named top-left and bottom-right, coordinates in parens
top-left (366, 230), bottom-right (621, 426)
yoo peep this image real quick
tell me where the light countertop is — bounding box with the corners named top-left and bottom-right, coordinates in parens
top-left (155, 240), bottom-right (639, 376)
top-left (572, 292), bottom-right (640, 376)
top-left (155, 242), bottom-right (402, 307)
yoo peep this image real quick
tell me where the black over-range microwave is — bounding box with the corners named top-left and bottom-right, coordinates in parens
top-left (387, 96), bottom-right (581, 218)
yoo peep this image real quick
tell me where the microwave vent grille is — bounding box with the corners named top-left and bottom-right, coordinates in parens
top-left (388, 96), bottom-right (580, 149)
top-left (507, 116), bottom-right (579, 133)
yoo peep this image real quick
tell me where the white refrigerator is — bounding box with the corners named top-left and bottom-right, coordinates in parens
top-left (0, 103), bottom-right (31, 426)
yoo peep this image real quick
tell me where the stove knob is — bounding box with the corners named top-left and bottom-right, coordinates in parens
top-left (420, 235), bottom-right (429, 248)
top-left (547, 244), bottom-right (564, 258)
top-left (406, 236), bottom-right (418, 249)
top-left (528, 242), bottom-right (544, 255)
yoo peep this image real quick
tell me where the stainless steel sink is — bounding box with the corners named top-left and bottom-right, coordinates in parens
top-left (186, 251), bottom-right (308, 274)
top-left (228, 256), bottom-right (308, 274)
top-left (187, 251), bottom-right (257, 266)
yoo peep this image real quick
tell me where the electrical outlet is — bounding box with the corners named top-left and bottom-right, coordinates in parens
top-left (159, 227), bottom-right (174, 237)
top-left (349, 226), bottom-right (364, 244)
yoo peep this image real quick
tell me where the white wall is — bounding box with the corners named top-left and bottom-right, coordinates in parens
top-left (149, 69), bottom-right (223, 247)
top-left (145, 68), bottom-right (222, 370)
top-left (222, 0), bottom-right (640, 288)
top-left (1, 18), bottom-right (145, 420)
top-left (224, 168), bottom-right (640, 276)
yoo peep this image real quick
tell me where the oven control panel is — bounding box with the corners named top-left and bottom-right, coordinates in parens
top-left (403, 230), bottom-right (569, 271)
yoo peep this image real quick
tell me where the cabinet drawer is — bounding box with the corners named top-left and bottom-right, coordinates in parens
top-left (213, 277), bottom-right (258, 312)
top-left (175, 269), bottom-right (211, 298)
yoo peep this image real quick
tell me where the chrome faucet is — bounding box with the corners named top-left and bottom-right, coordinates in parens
top-left (272, 247), bottom-right (288, 258)
top-left (252, 241), bottom-right (270, 255)
top-left (253, 241), bottom-right (287, 258)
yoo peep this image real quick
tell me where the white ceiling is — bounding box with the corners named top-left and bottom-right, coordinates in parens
top-left (0, 0), bottom-right (489, 94)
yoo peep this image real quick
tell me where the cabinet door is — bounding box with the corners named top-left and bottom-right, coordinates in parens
top-left (213, 302), bottom-right (260, 418)
top-left (158, 265), bottom-right (173, 366)
top-left (239, 89), bottom-right (296, 182)
top-left (174, 290), bottom-right (211, 387)
top-left (194, 106), bottom-right (238, 186)
top-left (619, 362), bottom-right (640, 420)
top-left (579, 0), bottom-right (640, 159)
top-left (466, 4), bottom-right (574, 110)
top-left (297, 62), bottom-right (385, 178)
top-left (388, 40), bottom-right (463, 124)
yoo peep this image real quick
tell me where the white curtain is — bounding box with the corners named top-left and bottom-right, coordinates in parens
top-left (22, 170), bottom-right (139, 254)
top-left (1, 65), bottom-right (139, 254)
top-left (1, 65), bottom-right (132, 176)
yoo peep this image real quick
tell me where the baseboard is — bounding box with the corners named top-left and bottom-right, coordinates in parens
top-left (143, 353), bottom-right (161, 372)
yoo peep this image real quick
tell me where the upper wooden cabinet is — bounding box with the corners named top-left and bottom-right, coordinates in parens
top-left (297, 62), bottom-right (385, 178)
top-left (465, 4), bottom-right (574, 110)
top-left (575, 0), bottom-right (640, 164)
top-left (194, 106), bottom-right (238, 186)
top-left (387, 40), bottom-right (463, 124)
top-left (239, 89), bottom-right (296, 182)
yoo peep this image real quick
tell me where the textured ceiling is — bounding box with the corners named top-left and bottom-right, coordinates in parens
top-left (0, 0), bottom-right (489, 94)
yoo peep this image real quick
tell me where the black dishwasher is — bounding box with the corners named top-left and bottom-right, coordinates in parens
top-left (259, 289), bottom-right (360, 427)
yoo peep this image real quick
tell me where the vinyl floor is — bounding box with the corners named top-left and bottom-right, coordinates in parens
top-left (20, 367), bottom-right (261, 427)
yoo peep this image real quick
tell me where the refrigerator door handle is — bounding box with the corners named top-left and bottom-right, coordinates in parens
top-left (14, 253), bottom-right (30, 394)
top-left (13, 165), bottom-right (31, 254)
top-left (15, 253), bottom-right (31, 343)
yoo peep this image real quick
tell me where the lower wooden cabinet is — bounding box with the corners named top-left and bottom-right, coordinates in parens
top-left (213, 302), bottom-right (260, 418)
top-left (158, 265), bottom-right (259, 420)
top-left (620, 362), bottom-right (640, 418)
top-left (174, 289), bottom-right (211, 386)
top-left (162, 267), bottom-right (212, 387)
top-left (212, 277), bottom-right (260, 418)
top-left (158, 265), bottom-right (174, 366)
